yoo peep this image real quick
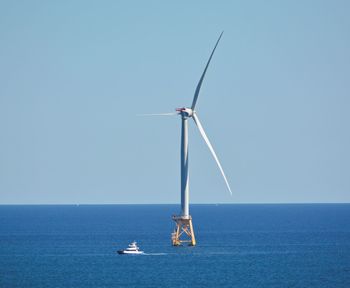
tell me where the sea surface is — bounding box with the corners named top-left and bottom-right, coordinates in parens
top-left (0, 204), bottom-right (349, 287)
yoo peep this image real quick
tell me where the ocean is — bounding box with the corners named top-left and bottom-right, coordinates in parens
top-left (0, 204), bottom-right (349, 287)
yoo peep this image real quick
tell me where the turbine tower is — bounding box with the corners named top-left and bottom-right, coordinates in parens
top-left (143, 32), bottom-right (231, 246)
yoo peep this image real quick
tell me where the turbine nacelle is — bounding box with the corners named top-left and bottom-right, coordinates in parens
top-left (176, 107), bottom-right (194, 118)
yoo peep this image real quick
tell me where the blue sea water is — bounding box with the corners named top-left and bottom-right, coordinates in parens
top-left (0, 204), bottom-right (349, 287)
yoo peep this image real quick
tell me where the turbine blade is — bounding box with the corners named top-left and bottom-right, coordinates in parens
top-left (192, 113), bottom-right (232, 195)
top-left (136, 112), bottom-right (177, 116)
top-left (191, 31), bottom-right (224, 110)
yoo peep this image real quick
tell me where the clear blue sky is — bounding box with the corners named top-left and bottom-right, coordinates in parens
top-left (1, 1), bottom-right (349, 204)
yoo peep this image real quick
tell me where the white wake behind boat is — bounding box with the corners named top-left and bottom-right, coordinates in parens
top-left (117, 241), bottom-right (144, 255)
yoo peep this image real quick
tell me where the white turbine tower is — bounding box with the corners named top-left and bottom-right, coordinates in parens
top-left (143, 32), bottom-right (231, 246)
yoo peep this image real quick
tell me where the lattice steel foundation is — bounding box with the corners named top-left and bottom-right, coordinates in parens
top-left (171, 215), bottom-right (196, 246)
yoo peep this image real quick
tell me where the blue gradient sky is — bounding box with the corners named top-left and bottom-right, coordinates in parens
top-left (1, 1), bottom-right (349, 204)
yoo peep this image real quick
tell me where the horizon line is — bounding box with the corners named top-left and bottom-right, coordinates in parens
top-left (0, 202), bottom-right (349, 206)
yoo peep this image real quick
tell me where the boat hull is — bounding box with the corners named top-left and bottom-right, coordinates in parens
top-left (117, 250), bottom-right (144, 255)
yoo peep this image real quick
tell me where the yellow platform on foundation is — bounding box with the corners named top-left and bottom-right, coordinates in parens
top-left (171, 215), bottom-right (196, 246)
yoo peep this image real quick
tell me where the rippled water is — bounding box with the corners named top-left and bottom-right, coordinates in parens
top-left (0, 204), bottom-right (349, 287)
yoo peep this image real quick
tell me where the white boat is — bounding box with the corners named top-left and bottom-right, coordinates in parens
top-left (117, 241), bottom-right (144, 255)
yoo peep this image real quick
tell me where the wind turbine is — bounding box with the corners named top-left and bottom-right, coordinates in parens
top-left (144, 32), bottom-right (231, 246)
